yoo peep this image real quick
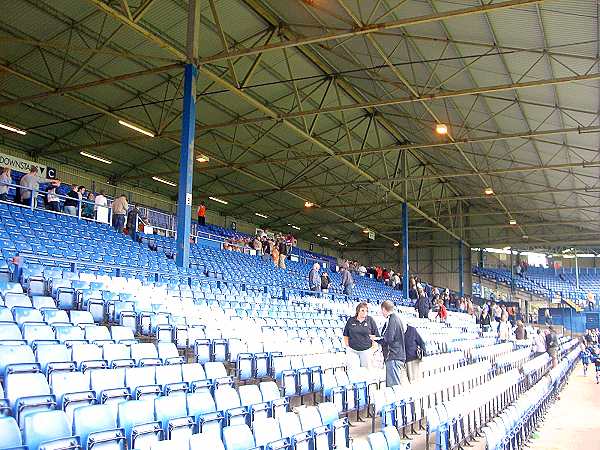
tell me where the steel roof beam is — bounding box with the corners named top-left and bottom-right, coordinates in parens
top-left (87, 0), bottom-right (467, 245)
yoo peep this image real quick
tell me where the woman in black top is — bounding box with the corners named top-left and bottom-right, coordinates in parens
top-left (343, 302), bottom-right (380, 368)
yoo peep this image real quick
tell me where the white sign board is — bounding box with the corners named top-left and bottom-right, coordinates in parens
top-left (0, 151), bottom-right (57, 180)
top-left (185, 193), bottom-right (192, 206)
top-left (368, 230), bottom-right (375, 240)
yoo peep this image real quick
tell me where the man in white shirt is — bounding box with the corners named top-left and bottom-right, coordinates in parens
top-left (94, 191), bottom-right (109, 224)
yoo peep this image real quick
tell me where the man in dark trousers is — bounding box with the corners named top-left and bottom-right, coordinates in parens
top-left (404, 325), bottom-right (426, 382)
top-left (415, 285), bottom-right (431, 319)
top-left (380, 300), bottom-right (407, 387)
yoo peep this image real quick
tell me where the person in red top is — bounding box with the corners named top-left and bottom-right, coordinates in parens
top-left (436, 298), bottom-right (448, 322)
top-left (197, 201), bottom-right (206, 226)
top-left (375, 266), bottom-right (383, 281)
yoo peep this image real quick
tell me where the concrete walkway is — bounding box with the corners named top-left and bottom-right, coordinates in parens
top-left (528, 362), bottom-right (600, 450)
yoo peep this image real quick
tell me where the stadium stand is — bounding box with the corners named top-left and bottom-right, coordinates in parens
top-left (0, 202), bottom-right (584, 450)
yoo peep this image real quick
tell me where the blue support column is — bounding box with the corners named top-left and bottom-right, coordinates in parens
top-left (458, 240), bottom-right (464, 298)
top-left (175, 63), bottom-right (198, 268)
top-left (402, 202), bottom-right (409, 302)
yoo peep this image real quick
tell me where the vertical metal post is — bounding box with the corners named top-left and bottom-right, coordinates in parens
top-left (479, 248), bottom-right (484, 268)
top-left (458, 240), bottom-right (464, 298)
top-left (509, 248), bottom-right (515, 298)
top-left (402, 202), bottom-right (409, 301)
top-left (575, 253), bottom-right (580, 290)
top-left (175, 0), bottom-right (201, 268)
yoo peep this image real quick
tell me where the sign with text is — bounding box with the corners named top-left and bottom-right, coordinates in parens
top-left (368, 230), bottom-right (375, 240)
top-left (0, 151), bottom-right (57, 180)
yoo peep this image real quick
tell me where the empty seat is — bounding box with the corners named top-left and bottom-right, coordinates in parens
top-left (69, 311), bottom-right (94, 327)
top-left (181, 363), bottom-right (210, 393)
top-left (103, 343), bottom-right (134, 368)
top-left (157, 342), bottom-right (184, 364)
top-left (238, 384), bottom-right (270, 422)
top-left (154, 394), bottom-right (194, 441)
top-left (84, 325), bottom-right (112, 343)
top-left (54, 325), bottom-right (85, 344)
top-left (0, 323), bottom-right (24, 345)
top-left (131, 343), bottom-right (161, 366)
top-left (125, 366), bottom-right (160, 400)
top-left (297, 406), bottom-right (330, 450)
top-left (90, 368), bottom-right (130, 406)
top-left (23, 409), bottom-right (79, 450)
top-left (318, 401), bottom-right (349, 449)
top-left (0, 344), bottom-right (36, 378)
top-left (73, 404), bottom-right (126, 450)
top-left (35, 343), bottom-right (74, 375)
top-left (5, 372), bottom-right (54, 427)
top-left (186, 391), bottom-right (223, 438)
top-left (117, 399), bottom-right (161, 450)
top-left (253, 417), bottom-right (288, 449)
top-left (259, 381), bottom-right (288, 418)
top-left (214, 386), bottom-right (248, 426)
top-left (110, 326), bottom-right (136, 344)
top-left (188, 432), bottom-right (226, 450)
top-left (71, 343), bottom-right (106, 371)
top-left (155, 364), bottom-right (188, 395)
top-left (31, 296), bottom-right (56, 309)
top-left (222, 424), bottom-right (256, 450)
top-left (12, 306), bottom-right (44, 326)
top-left (0, 415), bottom-right (23, 449)
top-left (22, 323), bottom-right (56, 347)
top-left (50, 371), bottom-right (95, 424)
top-left (383, 426), bottom-right (402, 450)
top-left (278, 411), bottom-right (311, 450)
top-left (41, 308), bottom-right (70, 326)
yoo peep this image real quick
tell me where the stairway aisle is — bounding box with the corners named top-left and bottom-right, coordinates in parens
top-left (528, 361), bottom-right (600, 450)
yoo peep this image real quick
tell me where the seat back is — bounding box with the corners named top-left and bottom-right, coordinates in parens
top-left (73, 404), bottom-right (121, 449)
top-left (222, 424), bottom-right (255, 450)
top-left (278, 411), bottom-right (302, 438)
top-left (298, 406), bottom-right (322, 431)
top-left (23, 409), bottom-right (75, 450)
top-left (188, 432), bottom-right (226, 450)
top-left (0, 416), bottom-right (22, 448)
top-left (238, 384), bottom-right (262, 407)
top-left (253, 417), bottom-right (282, 447)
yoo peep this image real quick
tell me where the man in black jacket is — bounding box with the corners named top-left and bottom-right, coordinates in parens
top-left (380, 300), bottom-right (407, 386)
top-left (415, 285), bottom-right (431, 318)
top-left (404, 325), bottom-right (426, 382)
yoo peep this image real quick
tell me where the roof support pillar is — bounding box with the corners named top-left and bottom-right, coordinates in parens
top-left (458, 240), bottom-right (464, 298)
top-left (175, 0), bottom-right (200, 268)
top-left (402, 202), bottom-right (409, 302)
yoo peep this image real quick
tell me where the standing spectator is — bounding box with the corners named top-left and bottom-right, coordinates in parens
top-left (19, 166), bottom-right (40, 206)
top-left (544, 308), bottom-right (552, 325)
top-left (380, 300), bottom-right (407, 387)
top-left (340, 263), bottom-right (355, 297)
top-left (515, 320), bottom-right (527, 340)
top-left (0, 167), bottom-right (11, 201)
top-left (498, 313), bottom-right (512, 342)
top-left (277, 238), bottom-right (287, 269)
top-left (404, 325), bottom-right (426, 382)
top-left (308, 263), bottom-right (321, 292)
top-left (321, 272), bottom-right (331, 293)
top-left (533, 329), bottom-right (547, 357)
top-left (415, 286), bottom-right (431, 319)
top-left (271, 239), bottom-right (279, 267)
top-left (82, 192), bottom-right (95, 219)
top-left (480, 307), bottom-right (491, 331)
top-left (261, 237), bottom-right (271, 262)
top-left (546, 326), bottom-right (559, 368)
top-left (358, 264), bottom-right (367, 277)
top-left (343, 302), bottom-right (379, 368)
top-left (64, 185), bottom-right (81, 216)
top-left (46, 180), bottom-right (61, 212)
top-left (94, 191), bottom-right (109, 223)
top-left (112, 194), bottom-right (129, 232)
top-left (197, 201), bottom-right (207, 226)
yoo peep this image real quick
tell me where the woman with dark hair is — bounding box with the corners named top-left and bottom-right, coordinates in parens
top-left (343, 302), bottom-right (380, 367)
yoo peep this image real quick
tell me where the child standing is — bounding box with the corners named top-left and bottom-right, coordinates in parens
top-left (581, 347), bottom-right (591, 376)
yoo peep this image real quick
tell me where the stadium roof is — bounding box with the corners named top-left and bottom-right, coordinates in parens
top-left (1, 0), bottom-right (599, 250)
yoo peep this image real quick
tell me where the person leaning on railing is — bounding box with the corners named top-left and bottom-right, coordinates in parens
top-left (19, 165), bottom-right (39, 206)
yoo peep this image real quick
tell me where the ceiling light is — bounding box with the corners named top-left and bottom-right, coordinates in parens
top-left (255, 212), bottom-right (268, 219)
top-left (435, 123), bottom-right (448, 135)
top-left (304, 201), bottom-right (314, 208)
top-left (503, 246), bottom-right (511, 251)
top-left (0, 122), bottom-right (26, 135)
top-left (80, 151), bottom-right (112, 164)
top-left (509, 219), bottom-right (517, 225)
top-left (321, 236), bottom-right (329, 240)
top-left (316, 233), bottom-right (321, 237)
top-left (291, 225), bottom-right (300, 230)
top-left (338, 241), bottom-right (345, 246)
top-left (196, 155), bottom-right (209, 163)
top-left (484, 187), bottom-right (494, 196)
top-left (209, 196), bottom-right (228, 205)
top-left (118, 119), bottom-right (155, 137)
top-left (522, 235), bottom-right (529, 240)
top-left (152, 176), bottom-right (176, 187)
top-left (362, 228), bottom-right (370, 234)
top-left (393, 241), bottom-right (400, 247)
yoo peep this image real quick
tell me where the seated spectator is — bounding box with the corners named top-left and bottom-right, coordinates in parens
top-left (0, 167), bottom-right (11, 201)
top-left (358, 264), bottom-right (367, 276)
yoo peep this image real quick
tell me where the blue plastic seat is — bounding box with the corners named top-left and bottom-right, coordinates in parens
top-left (155, 364), bottom-right (188, 396)
top-left (253, 417), bottom-right (289, 450)
top-left (22, 323), bottom-right (57, 348)
top-left (54, 325), bottom-right (85, 344)
top-left (23, 410), bottom-right (79, 450)
top-left (131, 343), bottom-right (161, 366)
top-left (186, 391), bottom-right (223, 438)
top-left (5, 372), bottom-right (55, 427)
top-left (0, 323), bottom-right (25, 345)
top-left (222, 424), bottom-right (257, 450)
top-left (0, 415), bottom-right (23, 449)
top-left (35, 343), bottom-right (74, 376)
top-left (71, 343), bottom-right (107, 371)
top-left (89, 368), bottom-right (130, 406)
top-left (50, 371), bottom-right (95, 424)
top-left (297, 406), bottom-right (329, 450)
top-left (259, 381), bottom-right (288, 418)
top-left (103, 343), bottom-right (134, 368)
top-left (117, 399), bottom-right (161, 450)
top-left (214, 386), bottom-right (248, 427)
top-left (154, 394), bottom-right (194, 441)
top-left (238, 384), bottom-right (270, 423)
top-left (12, 306), bottom-right (44, 326)
top-left (73, 404), bottom-right (126, 450)
top-left (318, 401), bottom-right (349, 449)
top-left (382, 425), bottom-right (403, 450)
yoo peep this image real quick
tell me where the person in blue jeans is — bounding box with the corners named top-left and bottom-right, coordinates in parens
top-left (341, 263), bottom-right (354, 297)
